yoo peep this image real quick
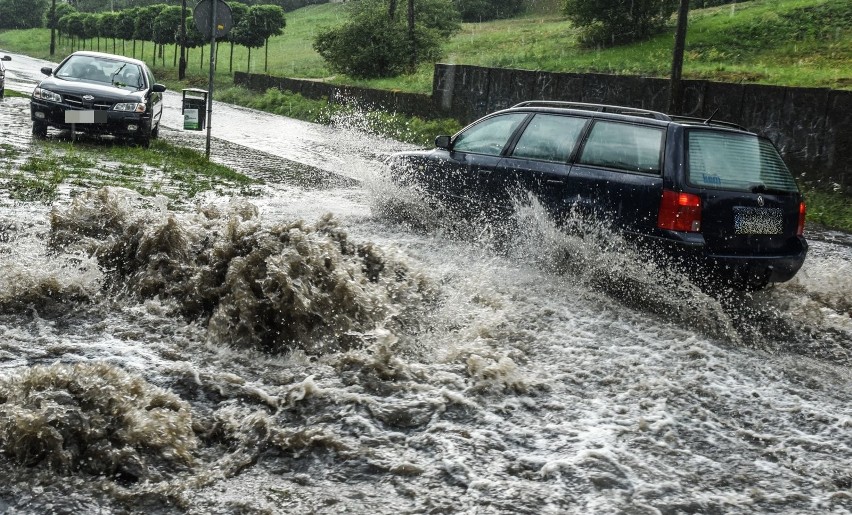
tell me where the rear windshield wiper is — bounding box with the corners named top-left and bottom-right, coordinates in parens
top-left (749, 184), bottom-right (793, 195)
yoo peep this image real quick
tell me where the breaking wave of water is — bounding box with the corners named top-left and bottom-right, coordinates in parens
top-left (48, 187), bottom-right (436, 354)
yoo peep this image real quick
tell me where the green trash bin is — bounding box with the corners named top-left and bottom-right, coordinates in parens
top-left (182, 88), bottom-right (208, 130)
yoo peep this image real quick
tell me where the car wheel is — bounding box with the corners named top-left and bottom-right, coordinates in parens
top-left (32, 121), bottom-right (47, 139)
top-left (151, 123), bottom-right (159, 140)
top-left (135, 125), bottom-right (152, 148)
top-left (0, 87), bottom-right (5, 99)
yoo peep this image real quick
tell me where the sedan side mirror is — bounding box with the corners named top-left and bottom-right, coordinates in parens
top-left (1, 56), bottom-right (11, 61)
top-left (435, 135), bottom-right (452, 150)
top-left (40, 66), bottom-right (53, 76)
top-left (151, 83), bottom-right (166, 93)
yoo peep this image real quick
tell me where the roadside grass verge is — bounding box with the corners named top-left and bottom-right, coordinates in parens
top-left (215, 85), bottom-right (462, 147)
top-left (802, 186), bottom-right (852, 233)
top-left (1, 138), bottom-right (258, 204)
top-left (1, 90), bottom-right (28, 99)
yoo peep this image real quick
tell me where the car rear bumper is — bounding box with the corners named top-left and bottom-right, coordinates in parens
top-left (637, 230), bottom-right (808, 286)
top-left (30, 100), bottom-right (151, 136)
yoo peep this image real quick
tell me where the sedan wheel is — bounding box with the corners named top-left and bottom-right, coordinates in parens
top-left (32, 121), bottom-right (47, 139)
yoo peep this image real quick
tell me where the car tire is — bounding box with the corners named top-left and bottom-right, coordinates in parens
top-left (0, 87), bottom-right (5, 99)
top-left (32, 121), bottom-right (47, 139)
top-left (135, 125), bottom-right (152, 148)
top-left (151, 123), bottom-right (159, 140)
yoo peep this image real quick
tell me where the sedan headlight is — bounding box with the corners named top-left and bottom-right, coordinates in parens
top-left (113, 102), bottom-right (146, 113)
top-left (32, 87), bottom-right (62, 103)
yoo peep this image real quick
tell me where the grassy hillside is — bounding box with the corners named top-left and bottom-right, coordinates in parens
top-left (1, 0), bottom-right (849, 94)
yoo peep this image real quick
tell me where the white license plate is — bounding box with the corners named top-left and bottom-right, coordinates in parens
top-left (65, 110), bottom-right (107, 124)
top-left (734, 207), bottom-right (783, 235)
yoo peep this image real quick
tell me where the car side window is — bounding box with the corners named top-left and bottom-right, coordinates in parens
top-left (578, 121), bottom-right (664, 174)
top-left (511, 114), bottom-right (588, 162)
top-left (452, 113), bottom-right (527, 156)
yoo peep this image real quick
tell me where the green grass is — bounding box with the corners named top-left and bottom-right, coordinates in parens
top-left (2, 138), bottom-right (258, 204)
top-left (1, 90), bottom-right (29, 98)
top-left (802, 186), bottom-right (852, 232)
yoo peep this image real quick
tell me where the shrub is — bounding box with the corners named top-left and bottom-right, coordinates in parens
top-left (564, 0), bottom-right (679, 47)
top-left (313, 0), bottom-right (460, 79)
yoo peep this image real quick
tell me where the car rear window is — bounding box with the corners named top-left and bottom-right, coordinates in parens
top-left (687, 130), bottom-right (798, 193)
top-left (511, 114), bottom-right (587, 162)
top-left (577, 121), bottom-right (664, 174)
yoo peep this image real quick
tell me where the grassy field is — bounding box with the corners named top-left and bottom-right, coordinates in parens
top-left (1, 0), bottom-right (849, 94)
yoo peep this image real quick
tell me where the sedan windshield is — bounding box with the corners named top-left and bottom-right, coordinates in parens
top-left (56, 55), bottom-right (144, 91)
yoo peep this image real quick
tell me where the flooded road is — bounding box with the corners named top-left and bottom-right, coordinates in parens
top-left (1, 51), bottom-right (851, 514)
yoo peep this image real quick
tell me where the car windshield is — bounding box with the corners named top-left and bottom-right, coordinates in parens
top-left (687, 130), bottom-right (799, 193)
top-left (55, 55), bottom-right (145, 91)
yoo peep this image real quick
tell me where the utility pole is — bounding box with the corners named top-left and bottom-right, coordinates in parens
top-left (668, 0), bottom-right (690, 115)
top-left (179, 0), bottom-right (187, 80)
top-left (49, 0), bottom-right (56, 55)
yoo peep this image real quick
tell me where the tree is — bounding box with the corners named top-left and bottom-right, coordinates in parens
top-left (134, 4), bottom-right (168, 63)
top-left (313, 0), bottom-right (459, 79)
top-left (182, 15), bottom-right (206, 69)
top-left (153, 6), bottom-right (182, 67)
top-left (0, 0), bottom-right (48, 29)
top-left (452, 0), bottom-right (524, 22)
top-left (63, 12), bottom-right (87, 52)
top-left (564, 0), bottom-right (679, 47)
top-left (225, 2), bottom-right (250, 73)
top-left (45, 1), bottom-right (76, 52)
top-left (98, 11), bottom-right (120, 54)
top-left (245, 5), bottom-right (286, 73)
top-left (82, 13), bottom-right (101, 51)
top-left (229, 6), bottom-right (266, 72)
top-left (115, 9), bottom-right (137, 56)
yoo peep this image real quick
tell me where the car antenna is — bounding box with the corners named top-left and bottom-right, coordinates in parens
top-left (704, 108), bottom-right (719, 126)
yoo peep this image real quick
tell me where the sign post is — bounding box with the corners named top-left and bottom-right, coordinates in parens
top-left (193, 0), bottom-right (233, 159)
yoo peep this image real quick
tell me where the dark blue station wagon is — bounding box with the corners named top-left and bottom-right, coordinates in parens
top-left (386, 102), bottom-right (808, 290)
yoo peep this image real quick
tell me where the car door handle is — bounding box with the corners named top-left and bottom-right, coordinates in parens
top-left (546, 179), bottom-right (564, 184)
top-left (475, 169), bottom-right (492, 175)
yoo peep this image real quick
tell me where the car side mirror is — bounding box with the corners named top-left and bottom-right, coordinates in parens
top-left (151, 83), bottom-right (166, 93)
top-left (435, 135), bottom-right (452, 150)
top-left (40, 66), bottom-right (53, 76)
top-left (2, 56), bottom-right (11, 61)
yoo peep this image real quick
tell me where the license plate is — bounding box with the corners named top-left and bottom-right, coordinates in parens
top-left (65, 110), bottom-right (107, 124)
top-left (733, 207), bottom-right (783, 235)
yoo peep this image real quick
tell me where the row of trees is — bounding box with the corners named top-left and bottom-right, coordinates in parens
top-left (43, 2), bottom-right (285, 73)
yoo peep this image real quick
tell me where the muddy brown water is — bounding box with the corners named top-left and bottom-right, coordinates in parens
top-left (1, 51), bottom-right (851, 514)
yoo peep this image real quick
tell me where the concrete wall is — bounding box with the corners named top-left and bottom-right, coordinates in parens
top-left (235, 68), bottom-right (851, 189)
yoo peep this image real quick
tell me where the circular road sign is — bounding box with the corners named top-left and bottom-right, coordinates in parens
top-left (193, 0), bottom-right (233, 39)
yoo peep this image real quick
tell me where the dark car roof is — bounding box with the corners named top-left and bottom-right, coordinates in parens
top-left (65, 51), bottom-right (149, 69)
top-left (499, 101), bottom-right (751, 134)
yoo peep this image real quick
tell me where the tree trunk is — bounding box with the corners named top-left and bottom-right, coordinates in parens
top-left (407, 0), bottom-right (415, 70)
top-left (173, 44), bottom-right (178, 67)
top-left (247, 47), bottom-right (251, 73)
top-left (264, 38), bottom-right (269, 72)
top-left (200, 46), bottom-right (204, 69)
top-left (132, 39), bottom-right (136, 58)
top-left (229, 42), bottom-right (234, 73)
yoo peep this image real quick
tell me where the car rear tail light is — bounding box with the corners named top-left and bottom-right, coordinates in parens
top-left (797, 201), bottom-right (806, 236)
top-left (658, 189), bottom-right (702, 232)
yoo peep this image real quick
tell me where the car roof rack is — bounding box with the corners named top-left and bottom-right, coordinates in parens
top-left (667, 115), bottom-right (749, 131)
top-left (511, 101), bottom-right (671, 121)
